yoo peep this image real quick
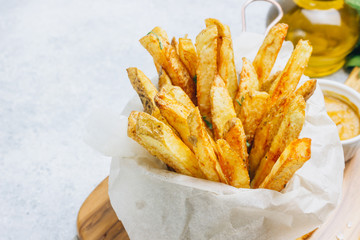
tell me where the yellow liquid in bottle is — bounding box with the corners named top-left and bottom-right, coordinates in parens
top-left (280, 0), bottom-right (359, 77)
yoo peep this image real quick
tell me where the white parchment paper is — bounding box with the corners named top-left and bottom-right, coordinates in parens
top-left (85, 33), bottom-right (344, 240)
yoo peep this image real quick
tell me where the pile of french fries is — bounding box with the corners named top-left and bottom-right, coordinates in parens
top-left (127, 18), bottom-right (316, 191)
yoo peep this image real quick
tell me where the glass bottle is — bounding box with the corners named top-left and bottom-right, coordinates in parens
top-left (279, 0), bottom-right (359, 77)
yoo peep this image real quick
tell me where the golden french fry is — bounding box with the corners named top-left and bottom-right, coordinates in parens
top-left (204, 18), bottom-right (227, 60)
top-left (158, 68), bottom-right (173, 90)
top-left (219, 33), bottom-right (238, 100)
top-left (295, 79), bottom-right (317, 101)
top-left (195, 25), bottom-right (218, 121)
top-left (259, 138), bottom-right (311, 191)
top-left (178, 38), bottom-right (197, 79)
top-left (248, 94), bottom-right (296, 177)
top-left (127, 111), bottom-right (141, 142)
top-left (236, 91), bottom-right (270, 144)
top-left (253, 23), bottom-right (288, 87)
top-left (154, 61), bottom-right (172, 90)
top-left (205, 18), bottom-right (238, 99)
top-left (205, 18), bottom-right (229, 37)
top-left (269, 40), bottom-right (312, 104)
top-left (210, 75), bottom-right (237, 139)
top-left (187, 107), bottom-right (227, 183)
top-left (155, 89), bottom-right (194, 150)
top-left (235, 58), bottom-right (270, 143)
top-left (216, 139), bottom-right (250, 188)
top-left (140, 27), bottom-right (196, 103)
top-left (261, 70), bottom-right (281, 92)
top-left (238, 57), bottom-right (260, 92)
top-left (127, 67), bottom-right (177, 133)
top-left (127, 67), bottom-right (158, 114)
top-left (251, 95), bottom-right (306, 188)
top-left (223, 118), bottom-right (248, 166)
top-left (160, 85), bottom-right (195, 111)
top-left (151, 26), bottom-right (169, 42)
top-left (171, 36), bottom-right (179, 55)
top-left (128, 111), bottom-right (204, 178)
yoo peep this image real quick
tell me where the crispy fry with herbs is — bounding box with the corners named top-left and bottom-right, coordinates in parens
top-left (235, 58), bottom-right (269, 143)
top-left (187, 107), bottom-right (227, 183)
top-left (140, 27), bottom-right (196, 103)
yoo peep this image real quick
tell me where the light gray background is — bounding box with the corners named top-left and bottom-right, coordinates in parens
top-left (0, 0), bottom-right (346, 239)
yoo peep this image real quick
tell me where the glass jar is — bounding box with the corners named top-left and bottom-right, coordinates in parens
top-left (276, 0), bottom-right (359, 77)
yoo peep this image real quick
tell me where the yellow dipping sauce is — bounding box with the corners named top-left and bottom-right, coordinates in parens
top-left (324, 91), bottom-right (360, 140)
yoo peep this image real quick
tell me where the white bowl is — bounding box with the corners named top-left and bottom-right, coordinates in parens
top-left (318, 79), bottom-right (360, 161)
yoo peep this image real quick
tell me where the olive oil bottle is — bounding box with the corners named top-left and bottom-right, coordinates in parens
top-left (280, 0), bottom-right (359, 77)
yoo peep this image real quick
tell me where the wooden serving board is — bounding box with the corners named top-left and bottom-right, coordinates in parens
top-left (77, 152), bottom-right (360, 240)
top-left (77, 177), bottom-right (129, 240)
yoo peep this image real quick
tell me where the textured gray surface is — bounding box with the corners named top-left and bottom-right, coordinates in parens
top-left (0, 0), bottom-right (347, 239)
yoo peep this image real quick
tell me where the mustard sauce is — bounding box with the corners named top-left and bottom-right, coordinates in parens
top-left (324, 92), bottom-right (360, 140)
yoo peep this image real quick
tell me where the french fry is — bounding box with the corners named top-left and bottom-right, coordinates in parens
top-left (158, 67), bottom-right (173, 90)
top-left (140, 27), bottom-right (196, 103)
top-left (269, 40), bottom-right (312, 104)
top-left (127, 67), bottom-right (177, 133)
top-left (155, 89), bottom-right (194, 150)
top-left (151, 26), bottom-right (169, 42)
top-left (235, 58), bottom-right (270, 143)
top-left (261, 70), bottom-right (281, 92)
top-left (248, 96), bottom-right (293, 177)
top-left (154, 61), bottom-right (172, 90)
top-left (295, 79), bottom-right (317, 101)
top-left (259, 138), bottom-right (311, 191)
top-left (160, 85), bottom-right (195, 111)
top-left (128, 111), bottom-right (141, 142)
top-left (210, 75), bottom-right (237, 139)
top-left (216, 139), bottom-right (250, 188)
top-left (223, 118), bottom-right (248, 166)
top-left (236, 91), bottom-right (270, 144)
top-left (128, 111), bottom-right (204, 178)
top-left (251, 95), bottom-right (306, 188)
top-left (187, 107), bottom-right (227, 183)
top-left (205, 18), bottom-right (238, 99)
top-left (235, 58), bottom-right (260, 117)
top-left (195, 25), bottom-right (218, 121)
top-left (171, 37), bottom-right (179, 55)
top-left (178, 38), bottom-right (197, 79)
top-left (127, 67), bottom-right (159, 114)
top-left (238, 57), bottom-right (260, 92)
top-left (253, 23), bottom-right (288, 87)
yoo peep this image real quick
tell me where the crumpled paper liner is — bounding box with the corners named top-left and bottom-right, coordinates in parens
top-left (85, 32), bottom-right (344, 240)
